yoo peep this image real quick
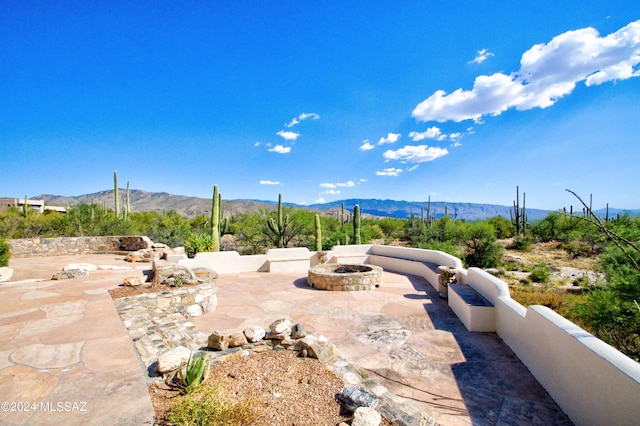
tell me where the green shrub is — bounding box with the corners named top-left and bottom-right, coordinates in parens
top-left (0, 237), bottom-right (10, 267)
top-left (529, 264), bottom-right (551, 284)
top-left (463, 222), bottom-right (504, 268)
top-left (184, 234), bottom-right (214, 258)
top-left (511, 236), bottom-right (533, 251)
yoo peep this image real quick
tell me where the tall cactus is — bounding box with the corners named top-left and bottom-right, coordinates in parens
top-left (267, 193), bottom-right (289, 248)
top-left (510, 186), bottom-right (528, 237)
top-left (113, 170), bottom-right (119, 218)
top-left (124, 181), bottom-right (131, 220)
top-left (353, 204), bottom-right (361, 245)
top-left (210, 185), bottom-right (220, 251)
top-left (314, 214), bottom-right (322, 252)
top-left (426, 195), bottom-right (432, 227)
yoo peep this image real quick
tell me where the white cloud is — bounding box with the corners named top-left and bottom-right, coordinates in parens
top-left (377, 132), bottom-right (401, 145)
top-left (284, 112), bottom-right (320, 128)
top-left (359, 178), bottom-right (368, 182)
top-left (409, 126), bottom-right (447, 141)
top-left (254, 141), bottom-right (261, 147)
top-left (383, 145), bottom-right (449, 163)
top-left (320, 181), bottom-right (355, 190)
top-left (260, 180), bottom-right (282, 185)
top-left (269, 145), bottom-right (291, 154)
top-left (469, 48), bottom-right (494, 64)
top-left (376, 168), bottom-right (403, 177)
top-left (322, 189), bottom-right (341, 195)
top-left (315, 197), bottom-right (326, 203)
top-left (408, 165), bottom-right (419, 172)
top-left (276, 130), bottom-right (301, 141)
top-left (359, 140), bottom-right (375, 151)
top-left (413, 20), bottom-right (640, 123)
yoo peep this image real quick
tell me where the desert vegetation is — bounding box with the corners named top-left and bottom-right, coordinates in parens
top-left (1, 190), bottom-right (638, 361)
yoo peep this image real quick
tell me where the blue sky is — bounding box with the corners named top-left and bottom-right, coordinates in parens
top-left (2, 2), bottom-right (639, 210)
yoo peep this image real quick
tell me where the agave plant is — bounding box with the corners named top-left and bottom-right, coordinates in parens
top-left (178, 352), bottom-right (209, 395)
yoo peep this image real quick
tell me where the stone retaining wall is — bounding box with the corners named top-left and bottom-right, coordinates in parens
top-left (7, 236), bottom-right (152, 257)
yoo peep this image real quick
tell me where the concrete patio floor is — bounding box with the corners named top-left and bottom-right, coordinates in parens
top-left (1, 254), bottom-right (573, 425)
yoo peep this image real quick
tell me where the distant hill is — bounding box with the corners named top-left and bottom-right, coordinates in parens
top-left (308, 198), bottom-right (551, 221)
top-left (36, 189), bottom-right (555, 221)
top-left (38, 190), bottom-right (281, 217)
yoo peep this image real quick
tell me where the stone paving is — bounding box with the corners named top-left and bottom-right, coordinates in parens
top-left (0, 256), bottom-right (155, 425)
top-left (193, 271), bottom-right (573, 426)
top-left (2, 254), bottom-right (574, 425)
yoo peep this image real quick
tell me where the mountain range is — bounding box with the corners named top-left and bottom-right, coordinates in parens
top-left (36, 189), bottom-right (560, 221)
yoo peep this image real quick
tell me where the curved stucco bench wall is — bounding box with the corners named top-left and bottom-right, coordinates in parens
top-left (179, 251), bottom-right (268, 274)
top-left (460, 267), bottom-right (640, 425)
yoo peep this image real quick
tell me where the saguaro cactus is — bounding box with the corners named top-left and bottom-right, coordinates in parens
top-left (510, 186), bottom-right (528, 237)
top-left (210, 185), bottom-right (220, 251)
top-left (124, 181), bottom-right (131, 220)
top-left (353, 204), bottom-right (361, 245)
top-left (113, 170), bottom-right (119, 218)
top-left (267, 193), bottom-right (289, 248)
top-left (314, 214), bottom-right (322, 252)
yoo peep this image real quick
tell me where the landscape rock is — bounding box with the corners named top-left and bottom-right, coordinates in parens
top-left (51, 269), bottom-right (89, 280)
top-left (157, 346), bottom-right (191, 373)
top-left (337, 386), bottom-right (379, 411)
top-left (298, 335), bottom-right (340, 362)
top-left (185, 304), bottom-right (204, 317)
top-left (123, 275), bottom-right (147, 287)
top-left (352, 406), bottom-right (382, 426)
top-left (125, 249), bottom-right (156, 263)
top-left (266, 330), bottom-right (291, 340)
top-left (270, 317), bottom-right (293, 334)
top-left (152, 261), bottom-right (196, 286)
top-left (229, 331), bottom-right (248, 347)
top-left (243, 326), bottom-right (266, 343)
top-left (97, 264), bottom-right (132, 271)
top-left (0, 267), bottom-right (13, 282)
top-left (63, 263), bottom-right (98, 272)
top-left (192, 267), bottom-right (219, 282)
top-left (119, 236), bottom-right (153, 251)
top-left (291, 323), bottom-right (307, 339)
top-left (208, 331), bottom-right (230, 351)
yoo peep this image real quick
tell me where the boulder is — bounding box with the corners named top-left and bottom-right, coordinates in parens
top-left (229, 331), bottom-right (248, 347)
top-left (63, 263), bottom-right (98, 272)
top-left (119, 236), bottom-right (153, 251)
top-left (124, 275), bottom-right (147, 287)
top-left (51, 269), bottom-right (89, 280)
top-left (297, 335), bottom-right (340, 362)
top-left (208, 331), bottom-right (229, 351)
top-left (352, 407), bottom-right (382, 426)
top-left (337, 386), bottom-right (379, 411)
top-left (153, 261), bottom-right (196, 286)
top-left (269, 317), bottom-right (293, 334)
top-left (0, 267), bottom-right (13, 282)
top-left (157, 346), bottom-right (191, 374)
top-left (243, 326), bottom-right (266, 343)
top-left (185, 304), bottom-right (204, 317)
top-left (291, 323), bottom-right (307, 339)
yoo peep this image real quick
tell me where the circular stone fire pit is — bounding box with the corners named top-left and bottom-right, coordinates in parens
top-left (308, 264), bottom-right (383, 291)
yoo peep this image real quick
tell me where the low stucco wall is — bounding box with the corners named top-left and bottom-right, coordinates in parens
top-left (180, 251), bottom-right (268, 274)
top-left (7, 236), bottom-right (152, 257)
top-left (460, 267), bottom-right (640, 425)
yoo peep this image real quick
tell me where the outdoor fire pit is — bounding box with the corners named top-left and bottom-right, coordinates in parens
top-left (307, 264), bottom-right (383, 291)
